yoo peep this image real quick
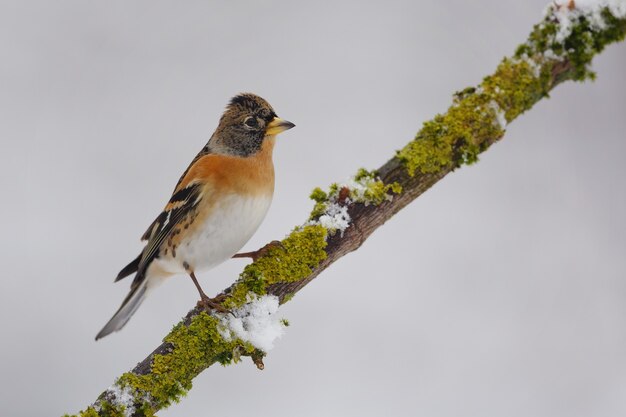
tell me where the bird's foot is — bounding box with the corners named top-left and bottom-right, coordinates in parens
top-left (232, 240), bottom-right (284, 261)
top-left (196, 293), bottom-right (230, 314)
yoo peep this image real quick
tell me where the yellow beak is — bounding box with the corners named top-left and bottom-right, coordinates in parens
top-left (265, 117), bottom-right (295, 136)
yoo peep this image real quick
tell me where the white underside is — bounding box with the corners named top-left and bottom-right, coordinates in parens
top-left (146, 194), bottom-right (272, 289)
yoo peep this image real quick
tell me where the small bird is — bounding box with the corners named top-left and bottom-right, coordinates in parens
top-left (96, 93), bottom-right (295, 340)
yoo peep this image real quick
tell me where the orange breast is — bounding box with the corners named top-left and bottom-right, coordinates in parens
top-left (176, 136), bottom-right (276, 198)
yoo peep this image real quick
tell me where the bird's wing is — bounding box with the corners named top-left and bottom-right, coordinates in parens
top-left (141, 147), bottom-right (211, 241)
top-left (134, 181), bottom-right (203, 283)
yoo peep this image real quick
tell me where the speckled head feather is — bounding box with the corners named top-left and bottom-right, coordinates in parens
top-left (208, 93), bottom-right (280, 157)
top-left (228, 93), bottom-right (276, 114)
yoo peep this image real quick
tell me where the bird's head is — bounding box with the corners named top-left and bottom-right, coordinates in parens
top-left (210, 93), bottom-right (295, 157)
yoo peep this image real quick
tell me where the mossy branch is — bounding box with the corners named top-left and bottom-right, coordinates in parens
top-left (68, 3), bottom-right (626, 416)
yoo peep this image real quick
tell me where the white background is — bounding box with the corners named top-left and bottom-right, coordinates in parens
top-left (1, 1), bottom-right (625, 416)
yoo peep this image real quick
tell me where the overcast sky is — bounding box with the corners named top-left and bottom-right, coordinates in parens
top-left (1, 1), bottom-right (625, 416)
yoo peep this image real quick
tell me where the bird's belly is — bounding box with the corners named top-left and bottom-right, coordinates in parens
top-left (166, 194), bottom-right (272, 274)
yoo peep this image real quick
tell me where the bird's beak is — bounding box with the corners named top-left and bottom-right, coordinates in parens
top-left (266, 117), bottom-right (295, 136)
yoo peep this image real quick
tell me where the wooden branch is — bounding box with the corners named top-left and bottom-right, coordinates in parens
top-left (68, 3), bottom-right (626, 417)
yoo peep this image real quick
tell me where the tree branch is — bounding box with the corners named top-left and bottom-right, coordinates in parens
top-left (68, 3), bottom-right (626, 416)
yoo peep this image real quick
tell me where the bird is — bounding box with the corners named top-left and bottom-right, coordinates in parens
top-left (95, 93), bottom-right (295, 340)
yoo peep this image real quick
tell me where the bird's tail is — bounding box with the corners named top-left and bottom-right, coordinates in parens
top-left (95, 278), bottom-right (148, 340)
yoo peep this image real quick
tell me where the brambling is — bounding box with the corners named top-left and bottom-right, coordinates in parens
top-left (96, 93), bottom-right (295, 340)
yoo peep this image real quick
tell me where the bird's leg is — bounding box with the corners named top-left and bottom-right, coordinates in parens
top-left (189, 272), bottom-right (229, 313)
top-left (232, 240), bottom-right (284, 261)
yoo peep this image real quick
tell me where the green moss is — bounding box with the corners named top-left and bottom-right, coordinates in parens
top-left (112, 311), bottom-right (251, 414)
top-left (116, 312), bottom-right (237, 409)
top-left (360, 176), bottom-right (403, 205)
top-left (282, 292), bottom-right (295, 303)
top-left (353, 167), bottom-right (374, 182)
top-left (309, 201), bottom-right (328, 220)
top-left (64, 407), bottom-right (101, 417)
top-left (485, 58), bottom-right (551, 121)
top-left (350, 168), bottom-right (403, 205)
top-left (66, 402), bottom-right (138, 417)
top-left (397, 89), bottom-right (509, 176)
top-left (137, 404), bottom-right (157, 417)
top-left (520, 7), bottom-right (626, 82)
top-left (309, 187), bottom-right (328, 202)
top-left (397, 6), bottom-right (626, 177)
top-left (223, 225), bottom-right (328, 309)
top-left (559, 9), bottom-right (626, 80)
top-left (240, 225), bottom-right (327, 287)
top-left (308, 187), bottom-right (335, 219)
top-left (308, 169), bottom-right (402, 223)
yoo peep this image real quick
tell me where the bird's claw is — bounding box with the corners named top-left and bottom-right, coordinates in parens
top-left (232, 240), bottom-right (284, 261)
top-left (197, 294), bottom-right (231, 314)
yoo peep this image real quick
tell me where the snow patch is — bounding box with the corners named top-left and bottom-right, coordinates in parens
top-left (547, 0), bottom-right (626, 43)
top-left (543, 48), bottom-right (560, 60)
top-left (488, 100), bottom-right (508, 129)
top-left (104, 384), bottom-right (137, 417)
top-left (343, 176), bottom-right (378, 202)
top-left (517, 52), bottom-right (542, 77)
top-left (218, 295), bottom-right (285, 351)
top-left (307, 171), bottom-right (397, 237)
top-left (313, 202), bottom-right (351, 237)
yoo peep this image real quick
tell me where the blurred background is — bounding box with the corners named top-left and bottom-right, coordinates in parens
top-left (1, 1), bottom-right (625, 416)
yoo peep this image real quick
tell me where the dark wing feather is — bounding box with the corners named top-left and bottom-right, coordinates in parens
top-left (141, 146), bottom-right (212, 241)
top-left (133, 182), bottom-right (203, 284)
top-left (115, 253), bottom-right (141, 282)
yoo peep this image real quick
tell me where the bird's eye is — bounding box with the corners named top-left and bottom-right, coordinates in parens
top-left (243, 117), bottom-right (258, 129)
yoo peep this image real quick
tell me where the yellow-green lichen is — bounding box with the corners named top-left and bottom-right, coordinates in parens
top-left (352, 167), bottom-right (373, 182)
top-left (309, 187), bottom-right (329, 219)
top-left (282, 292), bottom-right (295, 303)
top-left (396, 46), bottom-right (546, 176)
top-left (348, 168), bottom-right (403, 204)
top-left (309, 187), bottom-right (328, 202)
top-left (66, 400), bottom-right (148, 417)
top-left (223, 225), bottom-right (328, 309)
top-left (397, 5), bottom-right (626, 177)
top-left (64, 407), bottom-right (101, 417)
top-left (115, 312), bottom-right (250, 413)
top-left (397, 88), bottom-right (509, 176)
top-left (308, 169), bottom-right (402, 222)
top-left (518, 6), bottom-right (626, 82)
